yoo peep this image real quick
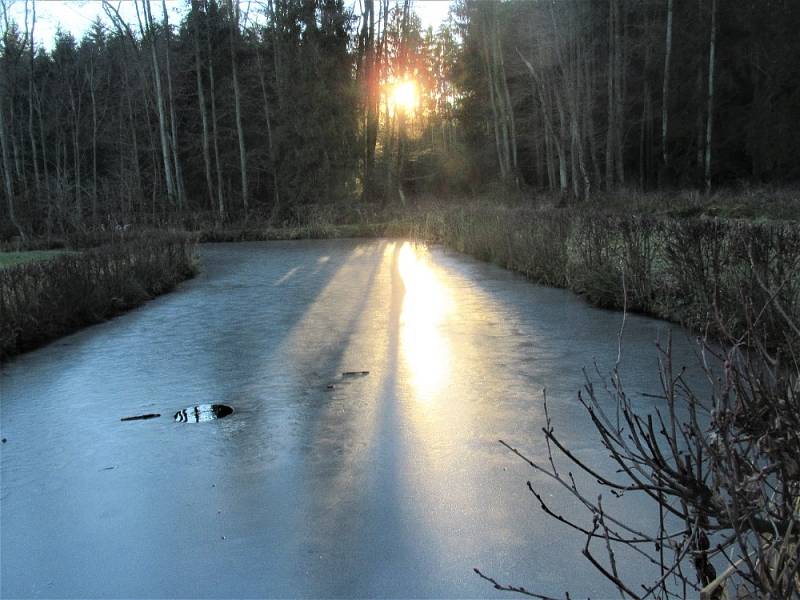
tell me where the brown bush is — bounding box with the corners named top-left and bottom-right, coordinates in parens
top-left (0, 234), bottom-right (196, 361)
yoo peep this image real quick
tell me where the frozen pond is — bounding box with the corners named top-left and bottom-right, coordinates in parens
top-left (1, 239), bottom-right (705, 598)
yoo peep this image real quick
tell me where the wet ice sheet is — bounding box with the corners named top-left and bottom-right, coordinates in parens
top-left (0, 239), bottom-right (705, 598)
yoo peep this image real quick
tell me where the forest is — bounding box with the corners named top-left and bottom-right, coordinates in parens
top-left (2, 2), bottom-right (800, 598)
top-left (1, 0), bottom-right (799, 239)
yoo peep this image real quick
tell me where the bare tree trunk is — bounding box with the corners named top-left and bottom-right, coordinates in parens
top-left (482, 10), bottom-right (506, 180)
top-left (495, 69), bottom-right (511, 177)
top-left (9, 97), bottom-right (22, 182)
top-left (552, 76), bottom-right (569, 195)
top-left (192, 1), bottom-right (215, 212)
top-left (640, 80), bottom-right (650, 190)
top-left (27, 0), bottom-right (40, 203)
top-left (661, 0), bottom-right (673, 169)
top-left (704, 0), bottom-right (717, 194)
top-left (645, 85), bottom-right (653, 183)
top-left (268, 0), bottom-right (284, 113)
top-left (117, 94), bottom-right (129, 218)
top-left (695, 67), bottom-right (704, 178)
top-left (206, 1), bottom-right (224, 221)
top-left (69, 88), bottom-right (82, 224)
top-left (584, 20), bottom-right (601, 187)
top-left (55, 132), bottom-right (65, 222)
top-left (640, 8), bottom-right (652, 189)
top-left (614, 0), bottom-right (625, 185)
top-left (574, 64), bottom-right (590, 200)
top-left (256, 49), bottom-right (280, 220)
top-left (88, 62), bottom-right (98, 224)
top-left (227, 0), bottom-right (248, 215)
top-left (137, 0), bottom-right (176, 208)
top-left (552, 3), bottom-right (589, 200)
top-left (384, 97), bottom-right (394, 204)
top-left (569, 121), bottom-right (579, 197)
top-left (393, 0), bottom-right (411, 202)
top-left (362, 0), bottom-right (379, 202)
top-left (544, 125), bottom-right (556, 190)
top-left (379, 0), bottom-right (390, 199)
top-left (35, 87), bottom-right (50, 211)
top-left (162, 0), bottom-right (186, 211)
top-left (367, 0), bottom-right (379, 195)
top-left (140, 81), bottom-right (160, 222)
top-left (518, 46), bottom-right (564, 194)
top-left (605, 0), bottom-right (615, 188)
top-left (101, 1), bottom-right (144, 215)
top-left (489, 15), bottom-right (511, 178)
top-left (121, 63), bottom-right (143, 214)
top-left (534, 115), bottom-right (545, 186)
top-left (495, 15), bottom-right (517, 177)
top-left (0, 80), bottom-right (24, 238)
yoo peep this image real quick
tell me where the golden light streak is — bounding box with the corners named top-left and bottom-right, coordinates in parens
top-left (398, 242), bottom-right (452, 402)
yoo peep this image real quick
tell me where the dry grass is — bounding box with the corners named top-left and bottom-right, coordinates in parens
top-left (0, 233), bottom-right (196, 361)
top-left (409, 202), bottom-right (800, 350)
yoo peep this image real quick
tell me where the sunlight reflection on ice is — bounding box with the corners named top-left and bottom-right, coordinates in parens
top-left (398, 242), bottom-right (452, 402)
top-left (274, 266), bottom-right (301, 285)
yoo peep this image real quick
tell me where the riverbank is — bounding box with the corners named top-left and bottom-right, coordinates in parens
top-left (0, 233), bottom-right (196, 361)
top-left (413, 203), bottom-right (800, 349)
top-left (3, 189), bottom-right (799, 359)
top-left (191, 193), bottom-right (800, 351)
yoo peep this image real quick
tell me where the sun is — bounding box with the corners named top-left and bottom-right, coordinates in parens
top-left (390, 79), bottom-right (418, 114)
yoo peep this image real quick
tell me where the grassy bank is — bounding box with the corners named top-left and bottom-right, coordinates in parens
top-left (0, 250), bottom-right (71, 268)
top-left (4, 189), bottom-right (798, 359)
top-left (0, 233), bottom-right (196, 361)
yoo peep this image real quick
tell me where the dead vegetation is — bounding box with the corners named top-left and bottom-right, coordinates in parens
top-left (0, 233), bottom-right (196, 361)
top-left (474, 266), bottom-right (800, 597)
top-left (412, 202), bottom-right (800, 352)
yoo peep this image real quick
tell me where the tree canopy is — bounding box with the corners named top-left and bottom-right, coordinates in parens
top-left (1, 0), bottom-right (799, 237)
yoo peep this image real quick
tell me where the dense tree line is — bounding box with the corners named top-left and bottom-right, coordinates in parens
top-left (0, 0), bottom-right (363, 236)
top-left (454, 0), bottom-right (800, 198)
top-left (1, 0), bottom-right (799, 238)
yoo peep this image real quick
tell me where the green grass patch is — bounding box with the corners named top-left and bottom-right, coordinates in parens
top-left (0, 250), bottom-right (72, 268)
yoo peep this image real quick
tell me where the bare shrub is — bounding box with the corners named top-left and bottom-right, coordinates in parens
top-left (477, 306), bottom-right (799, 599)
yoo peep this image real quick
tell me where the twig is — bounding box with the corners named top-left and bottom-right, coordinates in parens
top-left (472, 568), bottom-right (565, 600)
